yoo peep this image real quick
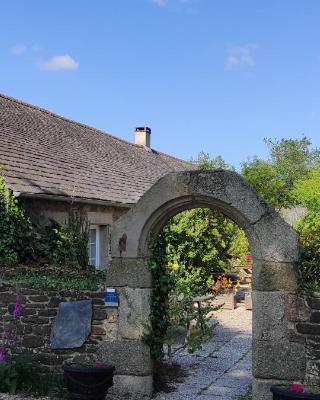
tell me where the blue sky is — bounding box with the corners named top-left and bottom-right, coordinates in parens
top-left (1, 0), bottom-right (320, 169)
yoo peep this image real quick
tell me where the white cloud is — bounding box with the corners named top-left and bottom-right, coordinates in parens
top-left (39, 54), bottom-right (79, 71)
top-left (10, 44), bottom-right (27, 56)
top-left (227, 44), bottom-right (258, 67)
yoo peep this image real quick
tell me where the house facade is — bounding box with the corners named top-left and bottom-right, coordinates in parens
top-left (0, 93), bottom-right (194, 267)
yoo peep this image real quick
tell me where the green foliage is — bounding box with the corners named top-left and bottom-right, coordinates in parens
top-left (296, 211), bottom-right (320, 286)
top-left (242, 137), bottom-right (320, 208)
top-left (0, 175), bottom-right (91, 269)
top-left (12, 266), bottom-right (105, 290)
top-left (0, 176), bottom-right (34, 264)
top-left (294, 163), bottom-right (320, 212)
top-left (165, 268), bottom-right (216, 355)
top-left (0, 355), bottom-right (63, 396)
top-left (144, 232), bottom-right (175, 360)
top-left (196, 152), bottom-right (234, 171)
top-left (37, 210), bottom-right (90, 268)
top-left (164, 208), bottom-right (249, 286)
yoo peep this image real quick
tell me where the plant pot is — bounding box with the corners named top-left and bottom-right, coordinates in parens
top-left (271, 385), bottom-right (320, 400)
top-left (63, 363), bottom-right (115, 400)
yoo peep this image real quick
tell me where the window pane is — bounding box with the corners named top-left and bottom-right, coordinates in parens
top-left (90, 229), bottom-right (96, 243)
top-left (89, 228), bottom-right (97, 266)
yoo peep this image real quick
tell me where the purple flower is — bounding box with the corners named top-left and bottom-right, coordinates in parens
top-left (0, 347), bottom-right (6, 363)
top-left (3, 327), bottom-right (11, 339)
top-left (13, 296), bottom-right (23, 319)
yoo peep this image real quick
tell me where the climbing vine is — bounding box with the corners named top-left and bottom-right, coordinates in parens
top-left (144, 232), bottom-right (175, 360)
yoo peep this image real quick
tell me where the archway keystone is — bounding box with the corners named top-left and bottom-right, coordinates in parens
top-left (100, 170), bottom-right (302, 400)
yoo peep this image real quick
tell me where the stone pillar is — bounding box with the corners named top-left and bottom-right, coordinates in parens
top-left (99, 257), bottom-right (153, 399)
top-left (251, 260), bottom-right (305, 400)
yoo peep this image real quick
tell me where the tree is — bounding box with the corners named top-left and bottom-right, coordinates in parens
top-left (242, 137), bottom-right (320, 208)
top-left (193, 152), bottom-right (234, 171)
top-left (294, 162), bottom-right (320, 212)
top-left (163, 152), bottom-right (249, 293)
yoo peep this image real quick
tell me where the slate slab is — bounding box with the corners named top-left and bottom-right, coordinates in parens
top-left (50, 299), bottom-right (92, 349)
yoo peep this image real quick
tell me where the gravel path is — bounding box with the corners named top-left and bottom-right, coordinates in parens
top-left (153, 304), bottom-right (252, 400)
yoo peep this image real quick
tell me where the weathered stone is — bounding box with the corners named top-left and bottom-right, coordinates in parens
top-left (28, 295), bottom-right (49, 303)
top-left (253, 261), bottom-right (298, 291)
top-left (1, 293), bottom-right (18, 303)
top-left (118, 287), bottom-right (151, 340)
top-left (247, 212), bottom-right (299, 263)
top-left (106, 374), bottom-right (153, 400)
top-left (21, 316), bottom-right (50, 324)
top-left (48, 297), bottom-right (62, 307)
top-left (32, 325), bottom-right (51, 335)
top-left (306, 360), bottom-right (320, 385)
top-left (252, 378), bottom-right (291, 400)
top-left (106, 308), bottom-right (118, 323)
top-left (107, 258), bottom-right (152, 288)
top-left (93, 308), bottom-right (107, 320)
top-left (285, 293), bottom-right (311, 322)
top-left (306, 338), bottom-right (320, 360)
top-left (252, 291), bottom-right (288, 341)
top-left (98, 340), bottom-right (152, 376)
top-left (310, 311), bottom-right (320, 323)
top-left (287, 328), bottom-right (306, 344)
top-left (21, 308), bottom-right (37, 316)
top-left (103, 322), bottom-right (118, 340)
top-left (253, 339), bottom-right (306, 380)
top-left (308, 296), bottom-right (320, 310)
top-left (22, 336), bottom-right (45, 348)
top-left (38, 309), bottom-right (57, 317)
top-left (91, 325), bottom-right (106, 336)
top-left (296, 323), bottom-right (320, 335)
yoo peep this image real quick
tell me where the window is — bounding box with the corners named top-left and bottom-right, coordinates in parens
top-left (89, 225), bottom-right (100, 267)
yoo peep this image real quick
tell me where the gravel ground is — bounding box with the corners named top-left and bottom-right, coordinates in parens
top-left (153, 303), bottom-right (252, 400)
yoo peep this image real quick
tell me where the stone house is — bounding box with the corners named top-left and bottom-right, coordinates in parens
top-left (0, 93), bottom-right (194, 267)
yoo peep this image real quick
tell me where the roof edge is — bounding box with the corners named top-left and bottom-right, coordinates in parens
top-left (17, 192), bottom-right (132, 209)
top-left (0, 92), bottom-right (194, 166)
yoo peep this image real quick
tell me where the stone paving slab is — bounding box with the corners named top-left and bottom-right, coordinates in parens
top-left (153, 305), bottom-right (252, 399)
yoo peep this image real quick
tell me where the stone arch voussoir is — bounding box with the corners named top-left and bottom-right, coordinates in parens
top-left (100, 170), bottom-right (301, 400)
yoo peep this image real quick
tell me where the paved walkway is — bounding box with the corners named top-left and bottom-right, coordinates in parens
top-left (153, 305), bottom-right (252, 400)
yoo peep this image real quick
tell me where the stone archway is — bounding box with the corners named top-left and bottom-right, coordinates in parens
top-left (101, 170), bottom-right (303, 400)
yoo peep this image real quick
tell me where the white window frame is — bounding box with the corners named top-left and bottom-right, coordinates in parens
top-left (89, 225), bottom-right (100, 268)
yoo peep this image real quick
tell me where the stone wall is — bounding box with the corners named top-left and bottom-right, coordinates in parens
top-left (0, 280), bottom-right (116, 370)
top-left (286, 292), bottom-right (320, 386)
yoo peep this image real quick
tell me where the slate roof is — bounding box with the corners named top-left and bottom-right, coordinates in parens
top-left (0, 94), bottom-right (195, 205)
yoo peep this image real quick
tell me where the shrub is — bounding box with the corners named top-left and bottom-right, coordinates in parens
top-left (296, 211), bottom-right (320, 290)
top-left (0, 176), bottom-right (34, 264)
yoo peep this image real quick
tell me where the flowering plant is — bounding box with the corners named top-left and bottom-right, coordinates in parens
top-left (291, 384), bottom-right (305, 393)
top-left (0, 295), bottom-right (23, 364)
top-left (0, 295), bottom-right (25, 394)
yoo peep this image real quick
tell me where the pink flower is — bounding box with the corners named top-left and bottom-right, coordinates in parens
top-left (246, 255), bottom-right (253, 261)
top-left (13, 296), bottom-right (23, 319)
top-left (291, 384), bottom-right (304, 393)
top-left (0, 347), bottom-right (6, 363)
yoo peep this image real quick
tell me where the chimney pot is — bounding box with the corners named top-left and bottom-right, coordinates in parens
top-left (135, 127), bottom-right (151, 148)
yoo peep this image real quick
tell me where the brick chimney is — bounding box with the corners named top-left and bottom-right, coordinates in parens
top-left (135, 127), bottom-right (151, 148)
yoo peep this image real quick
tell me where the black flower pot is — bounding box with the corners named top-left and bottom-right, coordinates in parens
top-left (271, 385), bottom-right (320, 400)
top-left (63, 363), bottom-right (115, 400)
